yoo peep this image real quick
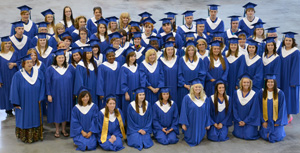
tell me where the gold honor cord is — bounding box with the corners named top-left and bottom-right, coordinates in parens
top-left (100, 110), bottom-right (126, 143)
top-left (263, 97), bottom-right (278, 122)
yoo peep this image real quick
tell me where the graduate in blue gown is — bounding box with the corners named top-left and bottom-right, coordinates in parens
top-left (10, 54), bottom-right (45, 143)
top-left (139, 47), bottom-right (164, 105)
top-left (224, 16), bottom-right (241, 46)
top-left (10, 5), bottom-right (38, 40)
top-left (46, 49), bottom-right (75, 138)
top-left (159, 41), bottom-right (179, 107)
top-left (280, 32), bottom-right (300, 121)
top-left (60, 6), bottom-right (76, 34)
top-left (71, 16), bottom-right (91, 43)
top-left (139, 12), bottom-right (157, 34)
top-left (196, 38), bottom-right (209, 60)
top-left (91, 96), bottom-right (126, 151)
top-left (127, 87), bottom-right (153, 150)
top-left (262, 37), bottom-right (281, 87)
top-left (179, 78), bottom-right (211, 146)
top-left (74, 46), bottom-right (99, 108)
top-left (97, 46), bottom-right (121, 109)
top-left (106, 32), bottom-right (126, 65)
top-left (178, 40), bottom-right (206, 113)
top-left (141, 18), bottom-right (158, 48)
top-left (132, 32), bottom-right (146, 64)
top-left (152, 87), bottom-right (179, 145)
top-left (0, 36), bottom-right (18, 116)
top-left (176, 11), bottom-right (196, 42)
top-left (106, 16), bottom-right (119, 35)
top-left (225, 38), bottom-right (245, 98)
top-left (207, 80), bottom-right (232, 141)
top-left (116, 47), bottom-right (139, 119)
top-left (31, 22), bottom-right (57, 50)
top-left (70, 87), bottom-right (98, 151)
top-left (158, 12), bottom-right (177, 34)
top-left (87, 7), bottom-right (103, 34)
top-left (205, 40), bottom-right (229, 96)
top-left (90, 18), bottom-right (110, 52)
top-left (88, 39), bottom-right (104, 67)
top-left (251, 21), bottom-right (266, 56)
top-left (10, 21), bottom-right (32, 59)
top-left (194, 18), bottom-right (208, 43)
top-left (266, 27), bottom-right (282, 54)
top-left (232, 73), bottom-right (260, 140)
top-left (211, 32), bottom-right (228, 56)
top-left (27, 48), bottom-right (46, 74)
top-left (238, 39), bottom-right (263, 92)
top-left (41, 9), bottom-right (56, 36)
top-left (177, 32), bottom-right (197, 57)
top-left (158, 18), bottom-right (183, 50)
top-left (205, 4), bottom-right (225, 35)
top-left (34, 33), bottom-right (54, 67)
top-left (258, 75), bottom-right (287, 143)
top-left (70, 47), bottom-right (82, 68)
top-left (72, 27), bottom-right (90, 48)
top-left (238, 2), bottom-right (263, 37)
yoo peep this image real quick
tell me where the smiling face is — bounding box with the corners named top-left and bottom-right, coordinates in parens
top-left (106, 99), bottom-right (116, 112)
top-left (162, 23), bottom-right (171, 33)
top-left (38, 38), bottom-right (47, 47)
top-left (162, 92), bottom-right (170, 101)
top-left (72, 52), bottom-right (81, 62)
top-left (242, 78), bottom-right (251, 91)
top-left (94, 9), bottom-right (102, 20)
top-left (64, 7), bottom-right (72, 18)
top-left (217, 83), bottom-right (225, 95)
top-left (46, 14), bottom-right (54, 23)
top-left (197, 24), bottom-right (205, 33)
top-left (138, 92), bottom-right (145, 102)
top-left (30, 53), bottom-right (37, 63)
top-left (134, 37), bottom-right (141, 45)
top-left (284, 37), bottom-right (293, 48)
top-left (266, 79), bottom-right (275, 90)
top-left (212, 46), bottom-right (220, 56)
top-left (63, 39), bottom-right (71, 48)
top-left (247, 45), bottom-right (256, 55)
top-left (81, 93), bottom-right (90, 105)
top-left (193, 84), bottom-right (202, 95)
top-left (166, 47), bottom-right (174, 57)
top-left (187, 46), bottom-right (195, 58)
top-left (21, 12), bottom-right (30, 22)
top-left (78, 18), bottom-right (86, 28)
top-left (56, 55), bottom-right (65, 66)
top-left (148, 52), bottom-right (156, 63)
top-left (255, 28), bottom-right (264, 37)
top-left (98, 24), bottom-right (106, 34)
top-left (106, 52), bottom-right (115, 64)
top-left (266, 42), bottom-right (275, 53)
top-left (230, 43), bottom-right (238, 52)
top-left (3, 42), bottom-right (12, 51)
top-left (85, 52), bottom-right (93, 60)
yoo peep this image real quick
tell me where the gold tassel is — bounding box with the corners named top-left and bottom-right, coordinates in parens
top-left (100, 114), bottom-right (109, 143)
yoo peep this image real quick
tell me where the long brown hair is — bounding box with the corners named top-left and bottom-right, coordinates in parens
top-left (158, 92), bottom-right (172, 106)
top-left (263, 79), bottom-right (278, 100)
top-left (1, 41), bottom-right (14, 53)
top-left (78, 91), bottom-right (92, 106)
top-left (282, 38), bottom-right (298, 48)
top-left (126, 51), bottom-right (137, 67)
top-left (135, 94), bottom-right (146, 114)
top-left (209, 46), bottom-right (226, 70)
top-left (74, 16), bottom-right (87, 29)
top-left (226, 43), bottom-right (239, 57)
top-left (214, 83), bottom-right (229, 114)
top-left (264, 42), bottom-right (277, 57)
top-left (184, 45), bottom-right (197, 62)
top-left (104, 98), bottom-right (120, 118)
top-left (63, 6), bottom-right (74, 28)
top-left (96, 23), bottom-right (108, 41)
top-left (36, 38), bottom-right (49, 55)
top-left (27, 48), bottom-right (40, 66)
top-left (82, 52), bottom-right (97, 76)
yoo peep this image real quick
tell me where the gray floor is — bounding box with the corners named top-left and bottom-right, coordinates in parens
top-left (1, 0), bottom-right (300, 153)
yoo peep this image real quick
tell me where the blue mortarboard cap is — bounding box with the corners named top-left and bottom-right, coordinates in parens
top-left (88, 38), bottom-right (100, 47)
top-left (243, 2), bottom-right (257, 9)
top-left (252, 21), bottom-right (265, 29)
top-left (163, 33), bottom-right (174, 42)
top-left (185, 32), bottom-right (196, 38)
top-left (189, 77), bottom-right (202, 86)
top-left (238, 72), bottom-right (253, 80)
top-left (36, 21), bottom-right (49, 28)
top-left (160, 18), bottom-right (172, 25)
top-left (53, 49), bottom-right (65, 56)
top-left (210, 40), bottom-right (222, 47)
top-left (228, 15), bottom-right (241, 22)
top-left (106, 16), bottom-right (118, 23)
top-left (132, 32), bottom-right (142, 39)
top-left (41, 9), bottom-right (55, 17)
top-left (71, 47), bottom-right (83, 54)
top-left (123, 47), bottom-right (135, 57)
top-left (263, 37), bottom-right (277, 44)
top-left (185, 40), bottom-right (196, 47)
top-left (164, 41), bottom-right (175, 48)
top-left (58, 31), bottom-right (71, 40)
top-left (265, 74), bottom-right (276, 80)
top-left (1, 36), bottom-right (10, 42)
top-left (77, 86), bottom-right (91, 96)
top-left (129, 21), bottom-right (140, 27)
top-left (212, 31), bottom-right (224, 38)
top-left (215, 79), bottom-right (225, 85)
top-left (194, 18), bottom-right (206, 25)
top-left (11, 21), bottom-right (24, 27)
top-left (282, 31), bottom-right (298, 39)
top-left (142, 17), bottom-right (156, 24)
top-left (104, 46), bottom-right (117, 55)
top-left (139, 12), bottom-right (152, 18)
top-left (182, 10), bottom-right (195, 17)
top-left (160, 86), bottom-right (170, 93)
top-left (247, 38), bottom-right (258, 46)
top-left (83, 46), bottom-right (92, 52)
top-left (165, 12), bottom-right (177, 19)
top-left (142, 44), bottom-right (157, 56)
top-left (108, 32), bottom-right (122, 41)
top-left (236, 30), bottom-right (247, 36)
top-left (37, 33), bottom-right (47, 39)
top-left (148, 35), bottom-right (160, 42)
top-left (228, 38), bottom-right (239, 44)
top-left (19, 54), bottom-right (32, 61)
top-left (105, 94), bottom-right (116, 102)
top-left (266, 27), bottom-right (279, 33)
top-left (208, 4), bottom-right (220, 10)
top-left (133, 87), bottom-right (145, 94)
top-left (17, 5), bottom-right (32, 12)
top-left (95, 18), bottom-right (108, 25)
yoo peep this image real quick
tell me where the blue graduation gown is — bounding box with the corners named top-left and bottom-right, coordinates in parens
top-left (262, 53), bottom-right (281, 88)
top-left (116, 64), bottom-right (139, 119)
top-left (97, 61), bottom-right (121, 109)
top-left (207, 95), bottom-right (232, 142)
top-left (141, 32), bottom-right (157, 47)
top-left (35, 46), bottom-right (54, 67)
top-left (70, 103), bottom-right (98, 151)
top-left (86, 17), bottom-right (98, 34)
top-left (31, 35), bottom-right (57, 50)
top-left (60, 21), bottom-right (76, 34)
top-left (152, 101), bottom-right (179, 145)
top-left (10, 68), bottom-right (45, 129)
top-left (71, 29), bottom-right (92, 43)
top-left (10, 35), bottom-right (32, 58)
top-left (139, 60), bottom-right (165, 105)
top-left (158, 32), bottom-right (183, 49)
top-left (91, 108), bottom-right (125, 151)
top-left (224, 29), bottom-right (240, 46)
top-left (232, 90), bottom-right (260, 140)
top-left (178, 56), bottom-right (206, 113)
top-left (239, 55), bottom-right (263, 92)
top-left (176, 24), bottom-right (196, 42)
top-left (238, 17), bottom-right (262, 37)
top-left (204, 57), bottom-right (229, 96)
top-left (280, 47), bottom-right (300, 114)
top-left (127, 101), bottom-right (153, 151)
top-left (10, 20), bottom-right (38, 39)
top-left (135, 47), bottom-right (145, 64)
top-left (159, 56), bottom-right (179, 107)
top-left (89, 34), bottom-right (110, 52)
top-left (74, 61), bottom-right (98, 108)
top-left (46, 65), bottom-right (75, 123)
top-left (179, 94), bottom-right (211, 146)
top-left (205, 17), bottom-right (225, 34)
top-left (225, 53), bottom-right (245, 98)
top-left (258, 89), bottom-right (287, 143)
top-left (0, 51), bottom-right (18, 110)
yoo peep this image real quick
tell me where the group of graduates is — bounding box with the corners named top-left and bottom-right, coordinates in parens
top-left (0, 1), bottom-right (299, 151)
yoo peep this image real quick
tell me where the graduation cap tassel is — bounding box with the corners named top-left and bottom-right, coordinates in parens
top-left (208, 7), bottom-right (210, 16)
top-left (243, 9), bottom-right (246, 17)
top-left (182, 15), bottom-right (184, 25)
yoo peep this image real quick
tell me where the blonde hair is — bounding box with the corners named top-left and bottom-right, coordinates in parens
top-left (145, 49), bottom-right (157, 63)
top-left (184, 45), bottom-right (198, 62)
top-left (196, 39), bottom-right (208, 49)
top-left (189, 83), bottom-right (206, 101)
top-left (119, 12), bottom-right (131, 29)
top-left (1, 41), bottom-right (14, 53)
top-left (27, 48), bottom-right (40, 66)
top-left (45, 14), bottom-right (55, 33)
top-left (239, 77), bottom-right (253, 92)
top-left (54, 23), bottom-right (65, 42)
top-left (74, 16), bottom-right (87, 29)
top-left (253, 28), bottom-right (266, 39)
top-left (36, 38), bottom-right (49, 55)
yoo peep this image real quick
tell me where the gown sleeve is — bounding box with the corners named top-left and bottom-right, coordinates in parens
top-left (232, 91), bottom-right (242, 122)
top-left (152, 103), bottom-right (163, 130)
top-left (221, 97), bottom-right (233, 126)
top-left (10, 72), bottom-right (21, 106)
top-left (157, 63), bottom-right (165, 88)
top-left (142, 104), bottom-right (153, 134)
top-left (179, 95), bottom-right (190, 126)
top-left (252, 60), bottom-right (263, 90)
top-left (171, 103), bottom-right (179, 134)
top-left (177, 58), bottom-right (185, 87)
top-left (38, 70), bottom-right (46, 101)
top-left (290, 51), bottom-right (300, 86)
top-left (275, 91), bottom-right (288, 126)
top-left (74, 65), bottom-right (84, 95)
top-left (258, 90), bottom-right (266, 124)
top-left (243, 93), bottom-right (261, 126)
top-left (139, 63), bottom-right (151, 87)
top-left (70, 107), bottom-right (83, 138)
top-left (45, 66), bottom-right (53, 96)
top-left (96, 66), bottom-right (104, 96)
